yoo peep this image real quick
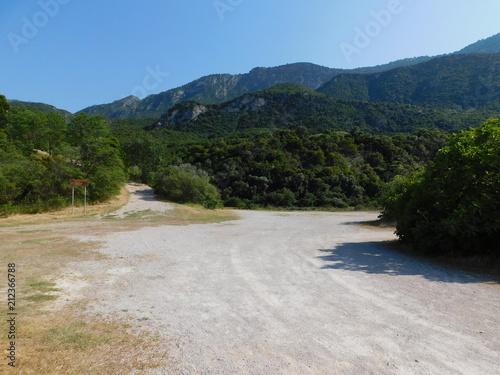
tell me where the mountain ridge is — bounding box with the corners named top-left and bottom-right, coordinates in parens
top-left (8, 100), bottom-right (73, 119)
top-left (5, 33), bottom-right (500, 120)
top-left (317, 53), bottom-right (500, 109)
top-left (145, 83), bottom-right (493, 137)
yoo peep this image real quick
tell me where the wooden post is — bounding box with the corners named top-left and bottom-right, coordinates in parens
top-left (70, 180), bottom-right (89, 214)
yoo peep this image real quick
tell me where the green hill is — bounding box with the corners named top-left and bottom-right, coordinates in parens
top-left (8, 100), bottom-right (73, 120)
top-left (318, 53), bottom-right (500, 110)
top-left (146, 83), bottom-right (494, 137)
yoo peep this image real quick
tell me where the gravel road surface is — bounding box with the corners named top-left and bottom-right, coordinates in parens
top-left (60, 185), bottom-right (500, 374)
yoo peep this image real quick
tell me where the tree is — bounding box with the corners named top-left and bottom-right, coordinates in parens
top-left (68, 114), bottom-right (126, 202)
top-left (154, 166), bottom-right (222, 209)
top-left (382, 119), bottom-right (500, 257)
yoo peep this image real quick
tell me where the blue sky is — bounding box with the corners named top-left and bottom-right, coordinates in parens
top-left (1, 0), bottom-right (499, 113)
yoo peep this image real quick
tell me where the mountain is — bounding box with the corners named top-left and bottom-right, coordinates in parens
top-left (79, 63), bottom-right (344, 119)
top-left (76, 58), bottom-right (457, 120)
top-left (317, 53), bottom-right (500, 109)
top-left (145, 83), bottom-right (490, 137)
top-left (74, 33), bottom-right (500, 119)
top-left (456, 33), bottom-right (500, 54)
top-left (351, 56), bottom-right (435, 74)
top-left (77, 95), bottom-right (142, 119)
top-left (8, 100), bottom-right (73, 119)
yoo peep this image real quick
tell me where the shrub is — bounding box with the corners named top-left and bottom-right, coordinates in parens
top-left (382, 119), bottom-right (500, 257)
top-left (154, 167), bottom-right (222, 209)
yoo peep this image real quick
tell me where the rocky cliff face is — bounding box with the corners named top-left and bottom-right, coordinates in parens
top-left (146, 102), bottom-right (209, 131)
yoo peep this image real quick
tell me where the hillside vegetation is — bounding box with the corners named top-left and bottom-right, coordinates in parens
top-left (146, 83), bottom-right (494, 137)
top-left (0, 95), bottom-right (125, 215)
top-left (318, 53), bottom-right (500, 109)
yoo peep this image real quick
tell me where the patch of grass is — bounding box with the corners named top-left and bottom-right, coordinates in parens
top-left (45, 321), bottom-right (112, 350)
top-left (8, 310), bottom-right (169, 374)
top-left (25, 294), bottom-right (58, 302)
top-left (20, 238), bottom-right (61, 245)
top-left (123, 209), bottom-right (166, 221)
top-left (28, 278), bottom-right (59, 293)
top-left (17, 229), bottom-right (51, 234)
top-left (0, 185), bottom-right (130, 225)
top-left (163, 204), bottom-right (240, 225)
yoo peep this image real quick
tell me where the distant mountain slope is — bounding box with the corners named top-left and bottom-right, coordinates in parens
top-left (351, 56), bottom-right (435, 74)
top-left (456, 33), bottom-right (500, 54)
top-left (78, 63), bottom-right (344, 119)
top-left (146, 83), bottom-right (490, 137)
top-left (8, 100), bottom-right (73, 119)
top-left (317, 53), bottom-right (500, 109)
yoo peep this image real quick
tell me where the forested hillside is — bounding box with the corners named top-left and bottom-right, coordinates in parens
top-left (8, 100), bottom-right (73, 120)
top-left (119, 124), bottom-right (449, 209)
top-left (0, 95), bottom-right (125, 215)
top-left (318, 53), bottom-right (500, 109)
top-left (146, 83), bottom-right (494, 137)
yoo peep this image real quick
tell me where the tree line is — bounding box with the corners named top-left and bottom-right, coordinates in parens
top-left (121, 125), bottom-right (449, 209)
top-left (2, 93), bottom-right (499, 259)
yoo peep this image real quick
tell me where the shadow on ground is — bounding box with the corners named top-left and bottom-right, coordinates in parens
top-left (131, 188), bottom-right (157, 202)
top-left (318, 241), bottom-right (496, 284)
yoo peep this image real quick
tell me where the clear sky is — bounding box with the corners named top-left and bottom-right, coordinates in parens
top-left (1, 0), bottom-right (499, 113)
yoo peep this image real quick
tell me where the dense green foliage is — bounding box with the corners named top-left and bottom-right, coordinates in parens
top-left (148, 83), bottom-right (495, 138)
top-left (382, 119), bottom-right (500, 257)
top-left (318, 53), bottom-right (500, 110)
top-left (0, 97), bottom-right (125, 215)
top-left (153, 164), bottom-right (222, 209)
top-left (125, 127), bottom-right (448, 209)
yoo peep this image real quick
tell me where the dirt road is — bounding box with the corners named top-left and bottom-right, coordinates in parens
top-left (59, 185), bottom-right (500, 374)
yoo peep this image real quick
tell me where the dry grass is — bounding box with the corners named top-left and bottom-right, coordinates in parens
top-left (3, 308), bottom-right (169, 374)
top-left (0, 185), bottom-right (240, 373)
top-left (0, 186), bottom-right (130, 227)
top-left (0, 228), bottom-right (169, 374)
top-left (0, 186), bottom-right (172, 374)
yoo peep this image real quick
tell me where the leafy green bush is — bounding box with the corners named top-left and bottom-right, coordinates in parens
top-left (153, 167), bottom-right (222, 209)
top-left (382, 119), bottom-right (500, 257)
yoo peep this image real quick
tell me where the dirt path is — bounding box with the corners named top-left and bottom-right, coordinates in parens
top-left (58, 184), bottom-right (500, 374)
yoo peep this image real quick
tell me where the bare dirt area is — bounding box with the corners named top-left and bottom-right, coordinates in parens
top-left (4, 184), bottom-right (499, 374)
top-left (42, 184), bottom-right (500, 375)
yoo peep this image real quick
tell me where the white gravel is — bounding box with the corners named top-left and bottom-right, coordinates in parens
top-left (60, 185), bottom-right (500, 374)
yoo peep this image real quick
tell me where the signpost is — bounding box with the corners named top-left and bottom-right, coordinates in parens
top-left (70, 180), bottom-right (89, 214)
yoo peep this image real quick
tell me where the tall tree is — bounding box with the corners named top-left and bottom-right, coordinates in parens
top-left (68, 114), bottom-right (126, 202)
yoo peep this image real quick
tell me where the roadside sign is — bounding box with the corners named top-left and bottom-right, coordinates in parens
top-left (70, 180), bottom-right (89, 187)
